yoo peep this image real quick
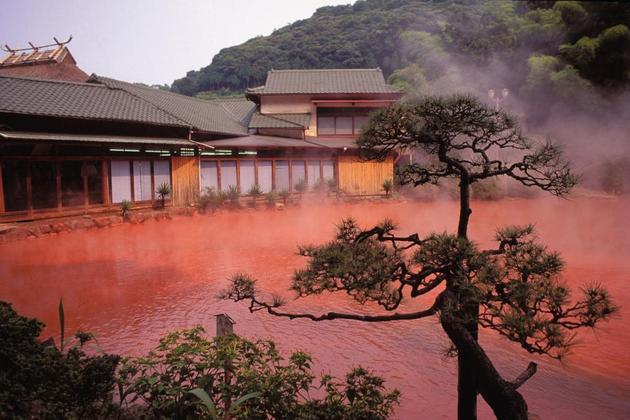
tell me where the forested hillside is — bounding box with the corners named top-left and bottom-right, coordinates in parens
top-left (171, 0), bottom-right (630, 107)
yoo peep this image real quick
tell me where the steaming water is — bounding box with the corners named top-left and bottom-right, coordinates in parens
top-left (1, 197), bottom-right (628, 419)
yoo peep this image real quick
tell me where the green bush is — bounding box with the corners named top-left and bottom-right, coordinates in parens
top-left (226, 185), bottom-right (240, 207)
top-left (279, 189), bottom-right (290, 205)
top-left (117, 327), bottom-right (399, 419)
top-left (382, 179), bottom-right (394, 197)
top-left (265, 190), bottom-right (278, 207)
top-left (120, 200), bottom-right (132, 217)
top-left (198, 187), bottom-right (226, 212)
top-left (471, 178), bottom-right (505, 200)
top-left (0, 301), bottom-right (120, 419)
top-left (248, 184), bottom-right (263, 207)
top-left (294, 179), bottom-right (308, 194)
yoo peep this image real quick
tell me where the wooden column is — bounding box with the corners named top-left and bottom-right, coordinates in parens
top-left (26, 163), bottom-right (33, 215)
top-left (101, 160), bottom-right (110, 205)
top-left (56, 161), bottom-right (62, 210)
top-left (150, 160), bottom-right (155, 203)
top-left (0, 161), bottom-right (5, 214)
top-left (83, 175), bottom-right (90, 210)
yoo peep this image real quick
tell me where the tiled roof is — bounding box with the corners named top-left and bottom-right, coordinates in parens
top-left (0, 75), bottom-right (186, 127)
top-left (247, 69), bottom-right (402, 95)
top-left (212, 98), bottom-right (257, 126)
top-left (89, 75), bottom-right (249, 136)
top-left (249, 112), bottom-right (311, 129)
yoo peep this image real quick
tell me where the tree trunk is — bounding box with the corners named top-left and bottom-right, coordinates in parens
top-left (456, 174), bottom-right (478, 420)
top-left (441, 291), bottom-right (530, 420)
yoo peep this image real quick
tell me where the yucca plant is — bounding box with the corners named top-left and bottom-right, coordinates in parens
top-left (294, 179), bottom-right (307, 195)
top-left (248, 184), bottom-right (262, 207)
top-left (226, 185), bottom-right (240, 208)
top-left (382, 179), bottom-right (393, 197)
top-left (265, 190), bottom-right (278, 208)
top-left (120, 200), bottom-right (132, 218)
top-left (156, 182), bottom-right (171, 208)
top-left (279, 189), bottom-right (290, 205)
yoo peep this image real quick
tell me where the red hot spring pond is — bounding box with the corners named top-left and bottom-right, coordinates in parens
top-left (1, 196), bottom-right (629, 419)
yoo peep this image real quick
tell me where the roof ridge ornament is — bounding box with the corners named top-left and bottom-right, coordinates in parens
top-left (1, 35), bottom-right (73, 54)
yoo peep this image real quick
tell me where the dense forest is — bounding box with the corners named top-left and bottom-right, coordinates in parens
top-left (171, 0), bottom-right (629, 106)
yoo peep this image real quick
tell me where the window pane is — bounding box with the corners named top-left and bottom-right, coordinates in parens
top-left (2, 160), bottom-right (28, 211)
top-left (336, 117), bottom-right (353, 135)
top-left (111, 160), bottom-right (132, 203)
top-left (31, 161), bottom-right (57, 209)
top-left (84, 160), bottom-right (103, 205)
top-left (292, 161), bottom-right (306, 189)
top-left (318, 116), bottom-right (335, 135)
top-left (61, 160), bottom-right (84, 207)
top-left (354, 116), bottom-right (369, 133)
top-left (239, 160), bottom-right (256, 194)
top-left (258, 160), bottom-right (273, 193)
top-left (153, 160), bottom-right (171, 193)
top-left (276, 160), bottom-right (289, 192)
top-left (221, 160), bottom-right (237, 191)
top-left (133, 160), bottom-right (152, 201)
top-left (307, 161), bottom-right (321, 187)
top-left (322, 160), bottom-right (335, 181)
top-left (200, 161), bottom-right (218, 192)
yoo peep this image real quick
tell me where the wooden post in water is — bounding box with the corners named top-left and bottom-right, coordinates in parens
top-left (215, 314), bottom-right (235, 418)
top-left (215, 313), bottom-right (235, 336)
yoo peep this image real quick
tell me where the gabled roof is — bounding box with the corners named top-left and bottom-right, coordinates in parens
top-left (0, 75), bottom-right (186, 127)
top-left (0, 46), bottom-right (88, 83)
top-left (88, 75), bottom-right (249, 136)
top-left (246, 68), bottom-right (402, 95)
top-left (249, 113), bottom-right (311, 129)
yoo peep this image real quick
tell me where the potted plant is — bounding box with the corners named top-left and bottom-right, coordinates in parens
top-left (156, 182), bottom-right (171, 208)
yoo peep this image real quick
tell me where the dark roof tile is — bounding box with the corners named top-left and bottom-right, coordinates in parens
top-left (89, 75), bottom-right (250, 136)
top-left (247, 68), bottom-right (402, 95)
top-left (249, 112), bottom-right (310, 128)
top-left (0, 75), bottom-right (186, 127)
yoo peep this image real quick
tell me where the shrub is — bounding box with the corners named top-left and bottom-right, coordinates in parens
top-left (247, 184), bottom-right (263, 208)
top-left (0, 301), bottom-right (120, 419)
top-left (226, 185), bottom-right (240, 207)
top-left (294, 179), bottom-right (308, 194)
top-left (117, 327), bottom-right (399, 419)
top-left (198, 187), bottom-right (225, 212)
top-left (279, 189), bottom-right (290, 205)
top-left (265, 190), bottom-right (278, 207)
top-left (326, 178), bottom-right (338, 195)
top-left (120, 200), bottom-right (132, 217)
top-left (313, 178), bottom-right (328, 193)
top-left (471, 178), bottom-right (505, 200)
top-left (382, 179), bottom-right (394, 197)
top-left (156, 182), bottom-right (171, 208)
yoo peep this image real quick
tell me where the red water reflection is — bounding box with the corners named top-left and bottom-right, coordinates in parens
top-left (1, 197), bottom-right (628, 419)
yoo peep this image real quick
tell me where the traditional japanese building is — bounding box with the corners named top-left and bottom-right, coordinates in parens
top-left (0, 41), bottom-right (403, 222)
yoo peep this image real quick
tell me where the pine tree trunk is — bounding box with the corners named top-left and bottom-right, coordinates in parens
top-left (440, 291), bottom-right (529, 420)
top-left (456, 174), bottom-right (478, 420)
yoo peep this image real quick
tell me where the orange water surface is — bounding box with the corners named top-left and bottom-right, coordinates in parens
top-left (1, 196), bottom-right (629, 419)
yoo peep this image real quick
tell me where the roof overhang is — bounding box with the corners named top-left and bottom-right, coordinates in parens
top-left (0, 131), bottom-right (195, 146)
top-left (311, 99), bottom-right (398, 107)
top-left (202, 134), bottom-right (323, 149)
